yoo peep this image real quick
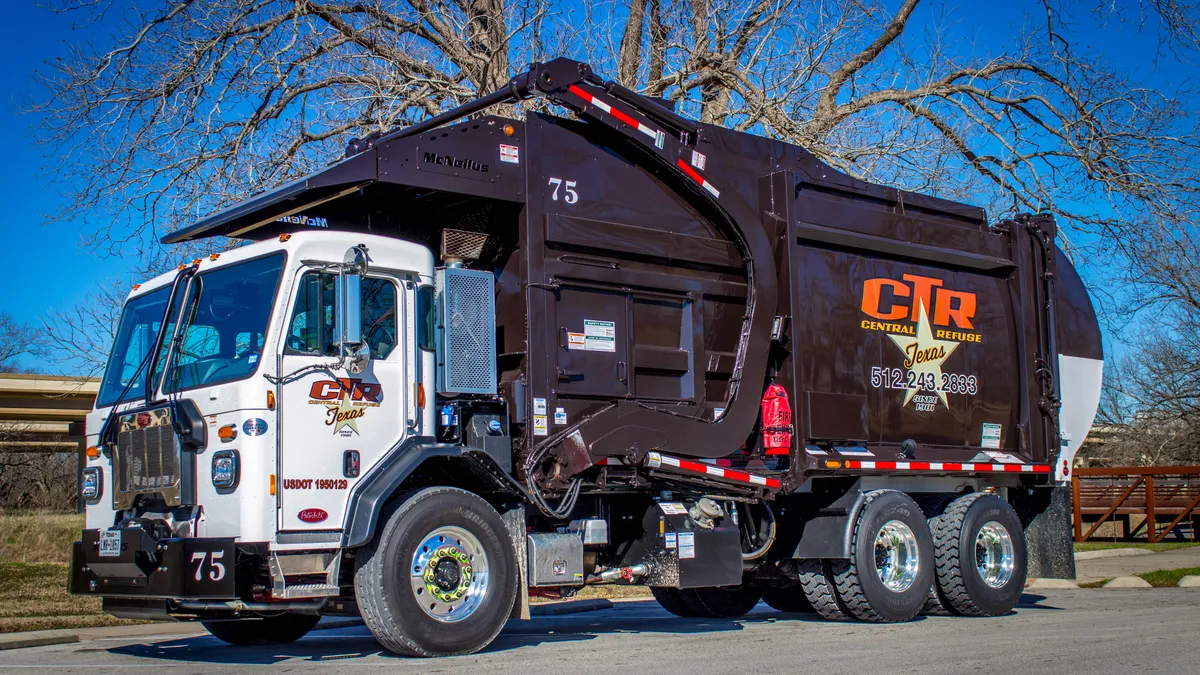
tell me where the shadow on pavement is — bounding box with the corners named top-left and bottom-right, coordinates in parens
top-left (105, 599), bottom-right (946, 666)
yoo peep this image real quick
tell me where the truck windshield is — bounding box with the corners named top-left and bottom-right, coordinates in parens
top-left (96, 252), bottom-right (286, 406)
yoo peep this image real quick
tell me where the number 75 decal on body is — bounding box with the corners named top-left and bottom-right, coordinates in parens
top-left (191, 550), bottom-right (227, 581)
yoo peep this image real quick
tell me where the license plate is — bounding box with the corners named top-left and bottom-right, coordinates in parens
top-left (98, 530), bottom-right (122, 557)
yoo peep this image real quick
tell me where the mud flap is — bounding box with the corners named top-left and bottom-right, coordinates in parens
top-left (1012, 486), bottom-right (1077, 580)
top-left (502, 505), bottom-right (531, 620)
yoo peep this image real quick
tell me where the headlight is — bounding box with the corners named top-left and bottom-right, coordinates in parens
top-left (81, 467), bottom-right (102, 501)
top-left (212, 450), bottom-right (240, 490)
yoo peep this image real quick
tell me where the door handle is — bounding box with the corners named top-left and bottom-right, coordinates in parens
top-left (557, 367), bottom-right (582, 381)
top-left (618, 361), bottom-right (627, 383)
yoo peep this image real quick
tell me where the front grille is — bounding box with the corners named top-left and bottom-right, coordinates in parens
top-left (112, 408), bottom-right (182, 509)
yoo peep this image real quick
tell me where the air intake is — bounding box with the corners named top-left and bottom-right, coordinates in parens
top-left (436, 267), bottom-right (496, 395)
top-left (441, 229), bottom-right (490, 262)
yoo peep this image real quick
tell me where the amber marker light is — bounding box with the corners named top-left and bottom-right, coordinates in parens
top-left (416, 383), bottom-right (425, 409)
top-left (269, 474), bottom-right (276, 495)
top-left (279, 233), bottom-right (292, 242)
top-left (131, 283), bottom-right (141, 291)
top-left (824, 459), bottom-right (842, 469)
top-left (209, 253), bottom-right (220, 261)
top-left (503, 124), bottom-right (515, 136)
top-left (267, 390), bottom-right (276, 410)
top-left (218, 424), bottom-right (238, 442)
top-left (86, 446), bottom-right (100, 459)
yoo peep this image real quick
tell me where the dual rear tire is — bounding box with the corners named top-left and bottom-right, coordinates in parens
top-left (763, 490), bottom-right (1026, 623)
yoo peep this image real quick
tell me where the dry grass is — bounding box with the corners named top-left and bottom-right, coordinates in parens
top-left (0, 562), bottom-right (144, 633)
top-left (0, 512), bottom-right (84, 564)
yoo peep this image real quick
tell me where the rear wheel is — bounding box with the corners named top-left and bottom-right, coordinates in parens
top-left (797, 560), bottom-right (849, 621)
top-left (678, 585), bottom-right (761, 618)
top-left (353, 487), bottom-right (517, 657)
top-left (202, 613), bottom-right (320, 645)
top-left (831, 490), bottom-right (934, 623)
top-left (651, 587), bottom-right (702, 617)
top-left (927, 492), bottom-right (1026, 616)
top-left (761, 583), bottom-right (813, 613)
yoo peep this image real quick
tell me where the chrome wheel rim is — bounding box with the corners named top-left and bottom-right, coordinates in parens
top-left (975, 521), bottom-right (1015, 588)
top-left (410, 526), bottom-right (489, 623)
top-left (873, 520), bottom-right (920, 593)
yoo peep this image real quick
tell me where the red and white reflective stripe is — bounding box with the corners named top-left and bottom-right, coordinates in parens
top-left (676, 159), bottom-right (721, 198)
top-left (568, 85), bottom-right (658, 142)
top-left (843, 460), bottom-right (1051, 474)
top-left (647, 451), bottom-right (781, 488)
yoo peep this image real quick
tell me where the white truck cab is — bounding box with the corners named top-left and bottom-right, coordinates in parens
top-left (79, 231), bottom-right (436, 598)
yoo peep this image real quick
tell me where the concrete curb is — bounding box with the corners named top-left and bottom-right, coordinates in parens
top-left (1025, 578), bottom-right (1079, 589)
top-left (1074, 548), bottom-right (1157, 561)
top-left (0, 616), bottom-right (362, 652)
top-left (0, 632), bottom-right (80, 651)
top-left (1177, 575), bottom-right (1200, 588)
top-left (1103, 576), bottom-right (1153, 588)
top-left (530, 599), bottom-right (613, 615)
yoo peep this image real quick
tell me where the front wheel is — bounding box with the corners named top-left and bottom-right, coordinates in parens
top-left (201, 613), bottom-right (320, 645)
top-left (354, 487), bottom-right (517, 657)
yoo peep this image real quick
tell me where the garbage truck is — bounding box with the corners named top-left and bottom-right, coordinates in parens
top-left (70, 58), bottom-right (1104, 656)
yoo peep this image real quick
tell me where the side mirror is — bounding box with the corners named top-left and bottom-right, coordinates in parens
top-left (336, 245), bottom-right (369, 372)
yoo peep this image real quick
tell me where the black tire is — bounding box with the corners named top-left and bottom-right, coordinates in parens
top-left (928, 492), bottom-right (1026, 617)
top-left (353, 487), bottom-right (517, 657)
top-left (677, 585), bottom-right (762, 618)
top-left (761, 584), bottom-right (814, 613)
top-left (201, 613), bottom-right (320, 645)
top-left (797, 559), bottom-right (850, 621)
top-left (651, 587), bottom-right (703, 617)
top-left (831, 490), bottom-right (934, 623)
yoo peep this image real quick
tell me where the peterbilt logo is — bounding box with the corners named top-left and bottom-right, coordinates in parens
top-left (297, 508), bottom-right (328, 523)
top-left (422, 151), bottom-right (490, 173)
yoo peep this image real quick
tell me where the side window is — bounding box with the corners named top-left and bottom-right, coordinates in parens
top-left (286, 272), bottom-right (397, 360)
top-left (287, 273), bottom-right (335, 356)
top-left (362, 279), bottom-right (397, 359)
top-left (416, 285), bottom-right (436, 351)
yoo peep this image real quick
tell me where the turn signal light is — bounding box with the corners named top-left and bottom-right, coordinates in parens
top-left (824, 459), bottom-right (842, 469)
top-left (85, 446), bottom-right (100, 459)
top-left (218, 424), bottom-right (238, 442)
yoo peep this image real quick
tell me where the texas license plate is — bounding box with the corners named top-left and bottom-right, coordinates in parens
top-left (98, 530), bottom-right (122, 557)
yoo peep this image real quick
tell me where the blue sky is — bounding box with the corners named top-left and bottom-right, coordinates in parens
top-left (0, 1), bottom-right (1190, 372)
top-left (1, 4), bottom-right (135, 332)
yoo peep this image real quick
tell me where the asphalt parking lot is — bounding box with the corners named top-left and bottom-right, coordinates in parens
top-left (1, 589), bottom-right (1197, 674)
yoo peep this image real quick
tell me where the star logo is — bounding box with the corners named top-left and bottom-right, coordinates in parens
top-left (886, 301), bottom-right (959, 408)
top-left (328, 390), bottom-right (362, 435)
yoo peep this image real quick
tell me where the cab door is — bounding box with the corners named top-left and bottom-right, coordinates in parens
top-left (276, 270), bottom-right (407, 533)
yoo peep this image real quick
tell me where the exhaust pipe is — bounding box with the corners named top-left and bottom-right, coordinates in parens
top-left (587, 563), bottom-right (650, 584)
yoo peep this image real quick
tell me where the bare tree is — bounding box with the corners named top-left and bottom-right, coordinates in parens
top-left (37, 280), bottom-right (129, 378)
top-left (0, 313), bottom-right (37, 374)
top-left (27, 0), bottom-right (1200, 386)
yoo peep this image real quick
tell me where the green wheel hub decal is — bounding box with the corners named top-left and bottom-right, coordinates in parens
top-left (422, 546), bottom-right (474, 602)
top-left (410, 525), bottom-right (491, 623)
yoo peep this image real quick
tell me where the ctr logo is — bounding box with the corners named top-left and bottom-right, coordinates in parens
top-left (860, 274), bottom-right (978, 340)
top-left (309, 379), bottom-right (381, 402)
top-left (308, 379), bottom-right (382, 436)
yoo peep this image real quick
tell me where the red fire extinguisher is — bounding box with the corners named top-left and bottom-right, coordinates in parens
top-left (761, 383), bottom-right (792, 456)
